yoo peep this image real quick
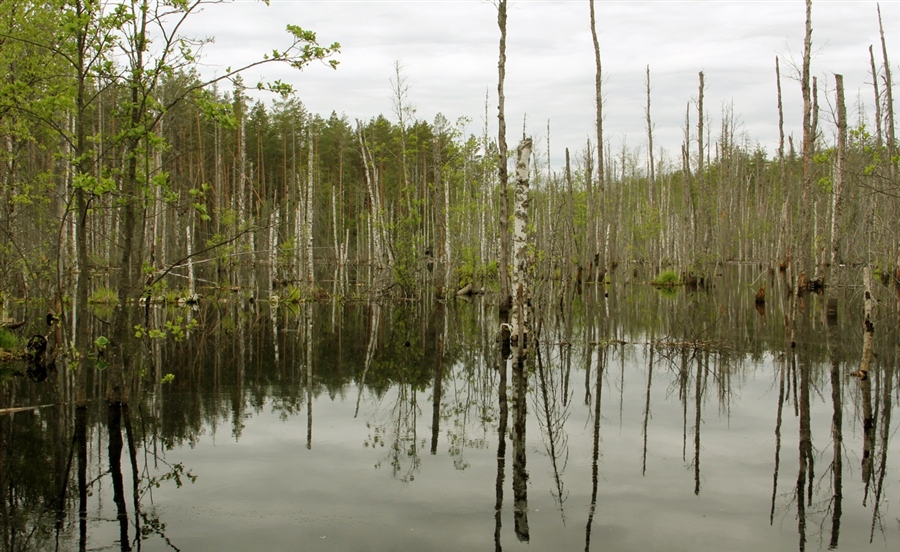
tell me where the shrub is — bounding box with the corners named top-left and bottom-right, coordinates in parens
top-left (89, 286), bottom-right (118, 304)
top-left (652, 270), bottom-right (679, 287)
top-left (0, 328), bottom-right (18, 349)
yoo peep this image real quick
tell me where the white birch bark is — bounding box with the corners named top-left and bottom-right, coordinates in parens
top-left (238, 115), bottom-right (247, 256)
top-left (332, 179), bottom-right (341, 290)
top-left (306, 122), bottom-right (315, 287)
top-left (295, 173), bottom-right (303, 280)
top-left (511, 137), bottom-right (533, 345)
top-left (332, 152), bottom-right (341, 281)
top-left (269, 210), bottom-right (279, 300)
top-left (443, 145), bottom-right (451, 288)
top-left (186, 225), bottom-right (195, 297)
top-left (357, 123), bottom-right (387, 271)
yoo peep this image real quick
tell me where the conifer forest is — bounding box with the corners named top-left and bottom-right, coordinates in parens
top-left (0, 1), bottom-right (898, 551)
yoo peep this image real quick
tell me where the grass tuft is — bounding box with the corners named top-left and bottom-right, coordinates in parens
top-left (651, 270), bottom-right (679, 288)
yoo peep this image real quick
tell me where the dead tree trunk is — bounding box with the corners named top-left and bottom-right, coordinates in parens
top-left (797, 0), bottom-right (814, 294)
top-left (589, 0), bottom-right (606, 280)
top-left (776, 57), bottom-right (789, 271)
top-left (497, 0), bottom-right (511, 313)
top-left (831, 74), bottom-right (846, 267)
top-left (877, 5), bottom-right (895, 181)
top-left (869, 46), bottom-right (884, 149)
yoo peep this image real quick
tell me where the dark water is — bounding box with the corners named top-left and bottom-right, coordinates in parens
top-left (2, 266), bottom-right (898, 551)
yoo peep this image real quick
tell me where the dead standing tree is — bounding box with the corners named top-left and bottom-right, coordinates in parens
top-left (497, 0), bottom-right (511, 315)
top-left (797, 0), bottom-right (815, 293)
top-left (589, 0), bottom-right (606, 281)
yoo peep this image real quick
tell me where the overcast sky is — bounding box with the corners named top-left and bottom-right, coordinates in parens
top-left (181, 0), bottom-right (899, 171)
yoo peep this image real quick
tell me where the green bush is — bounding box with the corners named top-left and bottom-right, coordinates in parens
top-left (89, 286), bottom-right (118, 304)
top-left (652, 270), bottom-right (679, 287)
top-left (0, 328), bottom-right (18, 349)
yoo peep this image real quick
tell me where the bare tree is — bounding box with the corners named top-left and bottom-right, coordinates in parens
top-left (798, 0), bottom-right (814, 292)
top-left (830, 74), bottom-right (846, 267)
top-left (877, 5), bottom-right (895, 180)
top-left (497, 0), bottom-right (511, 312)
top-left (645, 66), bottom-right (656, 188)
top-left (589, 0), bottom-right (605, 279)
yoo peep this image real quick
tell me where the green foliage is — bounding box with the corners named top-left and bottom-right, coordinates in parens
top-left (140, 462), bottom-right (197, 497)
top-left (655, 285), bottom-right (679, 299)
top-left (282, 285), bottom-right (304, 304)
top-left (195, 88), bottom-right (238, 128)
top-left (93, 335), bottom-right (109, 371)
top-left (0, 328), bottom-right (19, 350)
top-left (134, 316), bottom-right (197, 342)
top-left (652, 270), bottom-right (679, 288)
top-left (455, 246), bottom-right (498, 288)
top-left (391, 211), bottom-right (423, 296)
top-left (89, 287), bottom-right (118, 304)
top-left (165, 317), bottom-right (198, 342)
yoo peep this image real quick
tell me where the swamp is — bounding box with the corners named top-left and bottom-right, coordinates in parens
top-left (1, 0), bottom-right (899, 550)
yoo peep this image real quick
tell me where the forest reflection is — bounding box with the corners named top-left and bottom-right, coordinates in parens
top-left (1, 266), bottom-right (898, 552)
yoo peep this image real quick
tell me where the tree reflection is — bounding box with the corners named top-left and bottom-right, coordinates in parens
top-left (534, 322), bottom-right (571, 519)
top-left (1, 265), bottom-right (898, 550)
top-left (795, 358), bottom-right (813, 552)
top-left (868, 364), bottom-right (894, 542)
top-left (641, 342), bottom-right (653, 476)
top-left (76, 406), bottom-right (88, 552)
top-left (305, 303), bottom-right (314, 449)
top-left (511, 351), bottom-right (529, 543)
top-left (107, 402), bottom-right (131, 550)
top-left (584, 341), bottom-right (605, 552)
top-left (494, 324), bottom-right (509, 552)
top-left (430, 302), bottom-right (444, 456)
top-left (827, 309), bottom-right (842, 549)
top-left (769, 352), bottom-right (786, 526)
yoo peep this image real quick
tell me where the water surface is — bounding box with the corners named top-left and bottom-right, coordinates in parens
top-left (2, 267), bottom-right (898, 551)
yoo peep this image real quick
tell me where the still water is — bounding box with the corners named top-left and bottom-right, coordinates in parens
top-left (2, 267), bottom-right (899, 551)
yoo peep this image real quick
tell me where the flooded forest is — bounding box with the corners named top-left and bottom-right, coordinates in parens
top-left (1, 0), bottom-right (899, 551)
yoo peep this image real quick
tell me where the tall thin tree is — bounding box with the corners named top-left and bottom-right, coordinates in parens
top-left (497, 0), bottom-right (511, 312)
top-left (589, 0), bottom-right (605, 279)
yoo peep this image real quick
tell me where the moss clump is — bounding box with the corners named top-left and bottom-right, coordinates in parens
top-left (88, 286), bottom-right (118, 304)
top-left (651, 270), bottom-right (679, 288)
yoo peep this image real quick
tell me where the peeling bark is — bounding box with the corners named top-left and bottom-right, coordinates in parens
top-left (511, 137), bottom-right (533, 347)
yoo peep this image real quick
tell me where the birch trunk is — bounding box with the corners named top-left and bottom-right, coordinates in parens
top-left (306, 121), bottom-right (315, 287)
top-left (511, 138), bottom-right (533, 349)
top-left (186, 225), bottom-right (195, 297)
top-left (269, 211), bottom-right (279, 299)
top-left (443, 141), bottom-right (451, 291)
top-left (357, 124), bottom-right (385, 272)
